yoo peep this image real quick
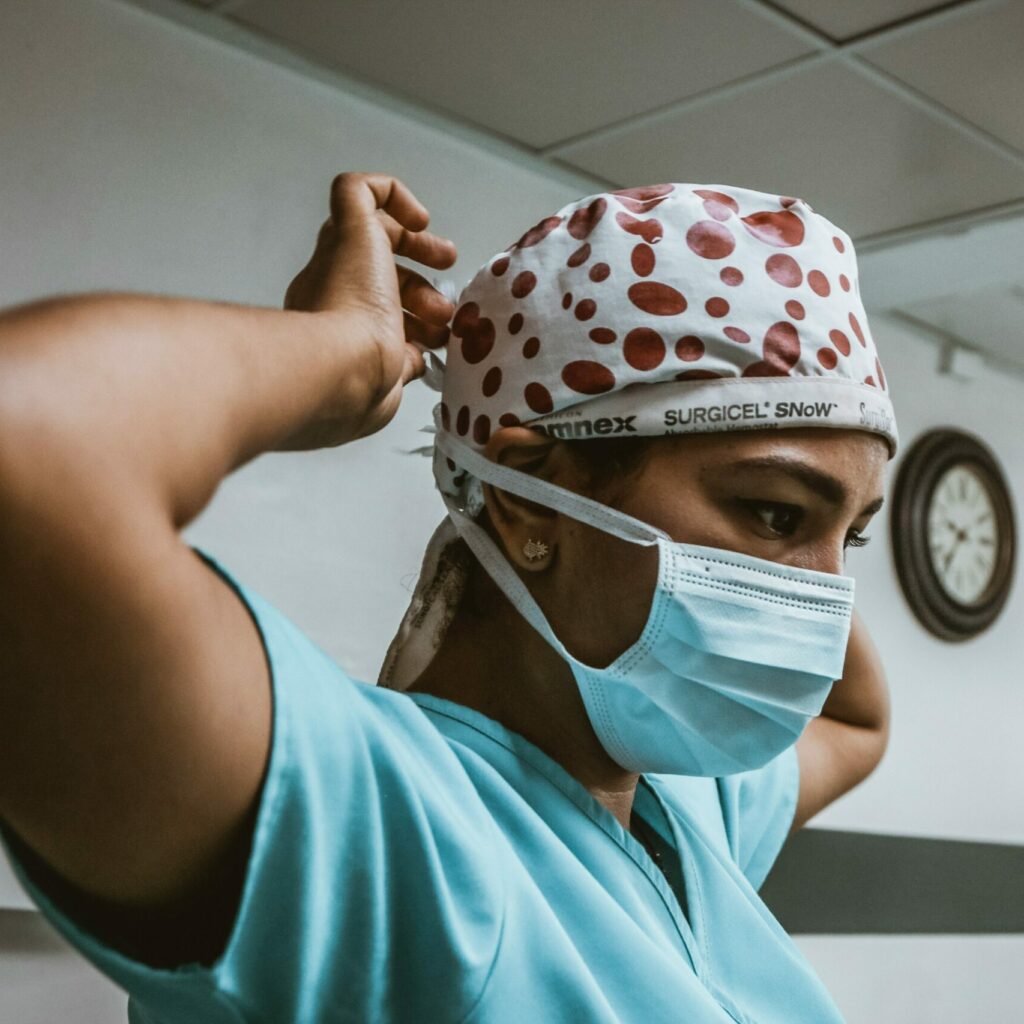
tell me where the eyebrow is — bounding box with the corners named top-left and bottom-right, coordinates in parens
top-left (723, 456), bottom-right (885, 516)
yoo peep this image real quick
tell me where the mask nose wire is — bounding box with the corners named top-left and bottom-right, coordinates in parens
top-left (431, 404), bottom-right (669, 548)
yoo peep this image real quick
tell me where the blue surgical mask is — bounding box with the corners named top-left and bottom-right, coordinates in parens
top-left (434, 429), bottom-right (855, 777)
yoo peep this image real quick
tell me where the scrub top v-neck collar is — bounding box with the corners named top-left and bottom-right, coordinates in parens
top-left (406, 690), bottom-right (708, 980)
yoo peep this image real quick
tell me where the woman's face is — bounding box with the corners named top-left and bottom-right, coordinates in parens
top-left (490, 426), bottom-right (889, 670)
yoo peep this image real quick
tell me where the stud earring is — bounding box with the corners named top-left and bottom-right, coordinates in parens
top-left (523, 538), bottom-right (549, 562)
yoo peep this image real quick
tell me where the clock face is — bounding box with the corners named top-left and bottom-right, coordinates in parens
top-left (926, 464), bottom-right (998, 606)
top-left (891, 428), bottom-right (1016, 642)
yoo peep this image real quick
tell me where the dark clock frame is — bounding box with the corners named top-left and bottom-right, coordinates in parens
top-left (890, 428), bottom-right (1016, 642)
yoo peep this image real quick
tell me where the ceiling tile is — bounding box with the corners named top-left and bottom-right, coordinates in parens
top-left (770, 0), bottom-right (946, 41)
top-left (903, 285), bottom-right (1024, 368)
top-left (228, 0), bottom-right (813, 149)
top-left (860, 1), bottom-right (1024, 152)
top-left (557, 61), bottom-right (1024, 240)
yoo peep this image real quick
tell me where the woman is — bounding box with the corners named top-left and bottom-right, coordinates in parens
top-left (0, 173), bottom-right (893, 1022)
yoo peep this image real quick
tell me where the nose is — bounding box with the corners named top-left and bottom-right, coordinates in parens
top-left (797, 538), bottom-right (847, 577)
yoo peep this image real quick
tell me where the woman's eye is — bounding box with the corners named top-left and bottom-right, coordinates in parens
top-left (845, 530), bottom-right (871, 549)
top-left (740, 500), bottom-right (803, 537)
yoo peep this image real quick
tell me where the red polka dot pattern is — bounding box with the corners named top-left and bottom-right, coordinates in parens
top-left (631, 243), bottom-right (655, 276)
top-left (567, 243), bottom-right (591, 268)
top-left (511, 272), bottom-right (536, 298)
top-left (742, 322), bottom-right (801, 377)
top-left (742, 210), bottom-right (804, 248)
top-left (765, 254), bottom-right (802, 287)
top-left (829, 329), bottom-right (851, 356)
top-left (473, 414), bottom-right (491, 444)
top-left (615, 212), bottom-right (664, 244)
top-left (563, 360), bottom-right (616, 394)
top-left (515, 216), bottom-right (562, 249)
top-left (482, 366), bottom-right (502, 397)
top-left (433, 180), bottom-right (896, 511)
top-left (628, 282), bottom-right (687, 315)
top-left (808, 270), bottom-right (830, 297)
top-left (453, 302), bottom-right (495, 364)
top-left (611, 184), bottom-right (675, 214)
top-left (568, 199), bottom-right (607, 239)
top-left (694, 189), bottom-right (739, 222)
top-left (675, 335), bottom-right (704, 361)
top-left (524, 382), bottom-right (553, 413)
top-left (724, 326), bottom-right (751, 343)
top-left (686, 220), bottom-right (735, 259)
top-left (849, 312), bottom-right (866, 346)
top-left (676, 369), bottom-right (722, 380)
top-left (624, 328), bottom-right (666, 370)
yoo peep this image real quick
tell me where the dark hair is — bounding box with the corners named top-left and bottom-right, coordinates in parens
top-left (563, 434), bottom-right (656, 501)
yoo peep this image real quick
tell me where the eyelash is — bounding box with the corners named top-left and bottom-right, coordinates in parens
top-left (738, 500), bottom-right (871, 549)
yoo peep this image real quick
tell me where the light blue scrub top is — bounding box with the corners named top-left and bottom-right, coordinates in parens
top-left (0, 547), bottom-right (846, 1023)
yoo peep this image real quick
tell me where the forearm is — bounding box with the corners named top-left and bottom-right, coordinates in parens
top-left (0, 292), bottom-right (376, 528)
top-left (820, 608), bottom-right (891, 737)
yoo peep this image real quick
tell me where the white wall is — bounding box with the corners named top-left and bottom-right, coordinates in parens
top-left (810, 312), bottom-right (1024, 846)
top-left (0, 2), bottom-right (1020, 1022)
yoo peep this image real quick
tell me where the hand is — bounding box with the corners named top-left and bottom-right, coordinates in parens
top-left (283, 172), bottom-right (457, 444)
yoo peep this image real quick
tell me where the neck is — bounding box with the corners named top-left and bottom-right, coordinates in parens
top-left (406, 589), bottom-right (640, 831)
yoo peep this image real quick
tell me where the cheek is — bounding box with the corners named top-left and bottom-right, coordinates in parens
top-left (557, 527), bottom-right (660, 667)
top-left (637, 497), bottom-right (736, 550)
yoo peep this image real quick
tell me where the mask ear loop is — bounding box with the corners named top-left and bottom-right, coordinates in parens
top-left (439, 490), bottom-right (572, 658)
top-left (432, 406), bottom-right (671, 662)
top-left (432, 406), bottom-right (671, 547)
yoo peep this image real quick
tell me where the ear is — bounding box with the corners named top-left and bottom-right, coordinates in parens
top-left (479, 427), bottom-right (577, 573)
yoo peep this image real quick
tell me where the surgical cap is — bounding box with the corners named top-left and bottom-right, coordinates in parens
top-left (378, 182), bottom-right (898, 689)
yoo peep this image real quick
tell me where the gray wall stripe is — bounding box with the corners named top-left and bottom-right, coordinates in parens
top-left (760, 828), bottom-right (1024, 933)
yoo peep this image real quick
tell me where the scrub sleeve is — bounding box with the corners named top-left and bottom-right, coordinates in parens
top-left (0, 546), bottom-right (818, 1024)
top-left (0, 547), bottom-right (505, 1024)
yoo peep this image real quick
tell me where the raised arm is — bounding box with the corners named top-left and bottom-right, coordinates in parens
top-left (0, 172), bottom-right (456, 965)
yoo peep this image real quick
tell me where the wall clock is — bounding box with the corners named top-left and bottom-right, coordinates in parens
top-left (890, 428), bottom-right (1016, 641)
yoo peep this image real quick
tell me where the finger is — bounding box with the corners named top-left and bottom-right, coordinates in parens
top-left (330, 171), bottom-right (430, 233)
top-left (378, 212), bottom-right (457, 270)
top-left (328, 174), bottom-right (457, 268)
top-left (403, 309), bottom-right (450, 351)
top-left (397, 264), bottom-right (456, 325)
top-left (400, 342), bottom-right (427, 387)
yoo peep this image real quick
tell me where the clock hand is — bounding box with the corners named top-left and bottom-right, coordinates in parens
top-left (943, 540), bottom-right (961, 575)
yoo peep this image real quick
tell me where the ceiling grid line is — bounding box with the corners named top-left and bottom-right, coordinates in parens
top-left (119, 0), bottom-right (1024, 240)
top-left (544, 0), bottom-right (1014, 164)
top-left (843, 54), bottom-right (1024, 172)
top-left (111, 0), bottom-right (1024, 377)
